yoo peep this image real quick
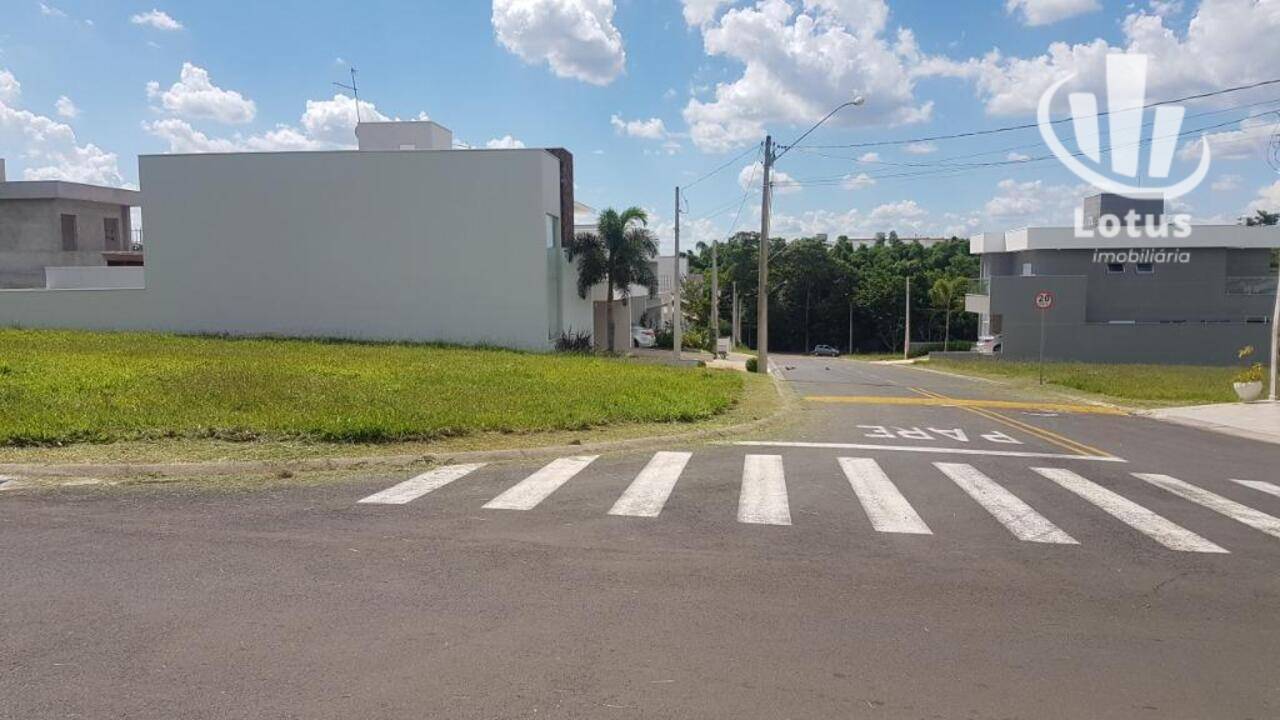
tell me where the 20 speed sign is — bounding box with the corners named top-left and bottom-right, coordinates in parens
top-left (1034, 291), bottom-right (1054, 310)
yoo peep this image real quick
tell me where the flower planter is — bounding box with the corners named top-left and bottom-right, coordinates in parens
top-left (1233, 381), bottom-right (1264, 402)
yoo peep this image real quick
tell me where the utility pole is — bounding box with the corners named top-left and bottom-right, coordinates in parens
top-left (673, 186), bottom-right (682, 361)
top-left (711, 239), bottom-right (719, 357)
top-left (756, 135), bottom-right (773, 374)
top-left (848, 297), bottom-right (853, 354)
top-left (903, 276), bottom-right (911, 360)
top-left (732, 282), bottom-right (740, 347)
top-left (1270, 266), bottom-right (1279, 401)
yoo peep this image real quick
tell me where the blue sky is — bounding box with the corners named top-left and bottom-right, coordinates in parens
top-left (3, 0), bottom-right (1279, 252)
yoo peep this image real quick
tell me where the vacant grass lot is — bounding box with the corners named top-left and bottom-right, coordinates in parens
top-left (928, 356), bottom-right (1254, 405)
top-left (0, 329), bottom-right (745, 446)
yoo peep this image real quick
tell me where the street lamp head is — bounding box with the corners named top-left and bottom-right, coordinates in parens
top-left (850, 95), bottom-right (866, 106)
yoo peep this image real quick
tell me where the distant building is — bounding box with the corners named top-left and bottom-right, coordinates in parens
top-left (0, 122), bottom-right (597, 352)
top-left (0, 159), bottom-right (141, 288)
top-left (966, 193), bottom-right (1279, 365)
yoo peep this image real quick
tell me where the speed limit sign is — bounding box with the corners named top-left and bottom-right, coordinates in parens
top-left (1035, 290), bottom-right (1054, 310)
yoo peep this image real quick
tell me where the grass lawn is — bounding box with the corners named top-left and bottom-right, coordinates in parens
top-left (0, 329), bottom-right (745, 447)
top-left (927, 356), bottom-right (1260, 406)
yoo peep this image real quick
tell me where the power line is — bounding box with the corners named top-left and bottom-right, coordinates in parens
top-left (682, 142), bottom-right (762, 192)
top-left (772, 106), bottom-right (1280, 188)
top-left (792, 94), bottom-right (1280, 169)
top-left (794, 76), bottom-right (1280, 151)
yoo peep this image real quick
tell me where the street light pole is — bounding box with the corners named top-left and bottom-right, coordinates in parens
top-left (755, 96), bottom-right (864, 374)
top-left (756, 135), bottom-right (773, 374)
top-left (673, 186), bottom-right (682, 361)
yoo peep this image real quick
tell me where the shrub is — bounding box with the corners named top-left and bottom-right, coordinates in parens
top-left (555, 329), bottom-right (593, 353)
top-left (745, 357), bottom-right (759, 373)
top-left (910, 340), bottom-right (975, 358)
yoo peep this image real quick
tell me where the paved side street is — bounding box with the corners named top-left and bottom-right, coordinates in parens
top-left (3, 356), bottom-right (1279, 719)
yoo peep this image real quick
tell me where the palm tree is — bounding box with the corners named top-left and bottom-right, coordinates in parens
top-left (565, 206), bottom-right (659, 352)
top-left (929, 276), bottom-right (968, 352)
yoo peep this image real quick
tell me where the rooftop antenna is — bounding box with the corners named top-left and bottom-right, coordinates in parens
top-left (334, 66), bottom-right (362, 126)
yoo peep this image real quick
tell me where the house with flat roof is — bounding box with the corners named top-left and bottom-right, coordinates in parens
top-left (965, 194), bottom-right (1279, 365)
top-left (0, 122), bottom-right (596, 351)
top-left (0, 159), bottom-right (141, 288)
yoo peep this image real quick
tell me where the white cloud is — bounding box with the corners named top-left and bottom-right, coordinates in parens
top-left (1006, 151), bottom-right (1030, 161)
top-left (770, 199), bottom-right (930, 238)
top-left (485, 134), bottom-right (527, 148)
top-left (858, 151), bottom-right (880, 163)
top-left (682, 0), bottom-right (733, 26)
top-left (0, 70), bottom-right (19, 104)
top-left (54, 95), bottom-right (78, 118)
top-left (927, 1), bottom-right (1280, 116)
top-left (147, 63), bottom-right (256, 124)
top-left (142, 118), bottom-right (324, 154)
top-left (1211, 173), bottom-right (1241, 191)
top-left (1247, 179), bottom-right (1280, 214)
top-left (840, 172), bottom-right (875, 190)
top-left (144, 93), bottom-right (392, 154)
top-left (299, 94), bottom-right (389, 144)
top-left (0, 70), bottom-right (125, 186)
top-left (1148, 0), bottom-right (1184, 18)
top-left (39, 2), bottom-right (66, 18)
top-left (130, 9), bottom-right (183, 31)
top-left (610, 113), bottom-right (668, 139)
top-left (1004, 0), bottom-right (1100, 26)
top-left (739, 160), bottom-right (798, 194)
top-left (1179, 116), bottom-right (1273, 161)
top-left (902, 141), bottom-right (937, 155)
top-left (683, 0), bottom-right (934, 152)
top-left (492, 0), bottom-right (626, 86)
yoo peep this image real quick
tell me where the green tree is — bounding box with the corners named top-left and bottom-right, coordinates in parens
top-left (1242, 209), bottom-right (1279, 226)
top-left (565, 207), bottom-right (658, 352)
top-left (929, 276), bottom-right (968, 351)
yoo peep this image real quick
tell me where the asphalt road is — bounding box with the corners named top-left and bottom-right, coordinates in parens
top-left (3, 355), bottom-right (1279, 719)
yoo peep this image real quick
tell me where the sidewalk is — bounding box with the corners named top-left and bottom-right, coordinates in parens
top-left (1144, 401), bottom-right (1280, 445)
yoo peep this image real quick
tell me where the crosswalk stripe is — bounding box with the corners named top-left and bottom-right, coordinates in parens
top-left (1135, 473), bottom-right (1280, 541)
top-left (1231, 479), bottom-right (1280, 499)
top-left (357, 464), bottom-right (486, 505)
top-left (608, 451), bottom-right (692, 518)
top-left (738, 455), bottom-right (791, 526)
top-left (482, 456), bottom-right (598, 511)
top-left (934, 463), bottom-right (1077, 544)
top-left (838, 457), bottom-right (932, 535)
top-left (1032, 468), bottom-right (1227, 553)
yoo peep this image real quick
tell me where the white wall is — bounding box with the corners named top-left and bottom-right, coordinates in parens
top-left (0, 149), bottom-right (588, 351)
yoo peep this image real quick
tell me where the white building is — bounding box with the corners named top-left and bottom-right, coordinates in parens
top-left (0, 122), bottom-right (593, 351)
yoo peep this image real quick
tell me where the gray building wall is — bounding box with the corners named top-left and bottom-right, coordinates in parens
top-left (0, 197), bottom-right (133, 288)
top-left (999, 248), bottom-right (1275, 323)
top-left (987, 272), bottom-right (1273, 365)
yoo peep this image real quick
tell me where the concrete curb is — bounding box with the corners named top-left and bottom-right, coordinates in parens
top-left (0, 373), bottom-right (800, 482)
top-left (904, 362), bottom-right (1134, 412)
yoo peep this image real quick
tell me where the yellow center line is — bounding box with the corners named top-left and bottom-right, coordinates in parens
top-left (803, 395), bottom-right (1126, 416)
top-left (909, 387), bottom-right (1114, 459)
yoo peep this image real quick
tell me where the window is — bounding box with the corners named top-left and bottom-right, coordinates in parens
top-left (103, 218), bottom-right (120, 251)
top-left (1021, 263), bottom-right (1033, 276)
top-left (1135, 262), bottom-right (1154, 274)
top-left (60, 214), bottom-right (78, 251)
top-left (1106, 263), bottom-right (1125, 274)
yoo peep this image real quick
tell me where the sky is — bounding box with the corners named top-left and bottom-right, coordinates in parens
top-left (2, 0), bottom-right (1280, 253)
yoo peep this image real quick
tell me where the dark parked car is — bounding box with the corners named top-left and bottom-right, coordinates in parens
top-left (811, 344), bottom-right (840, 357)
